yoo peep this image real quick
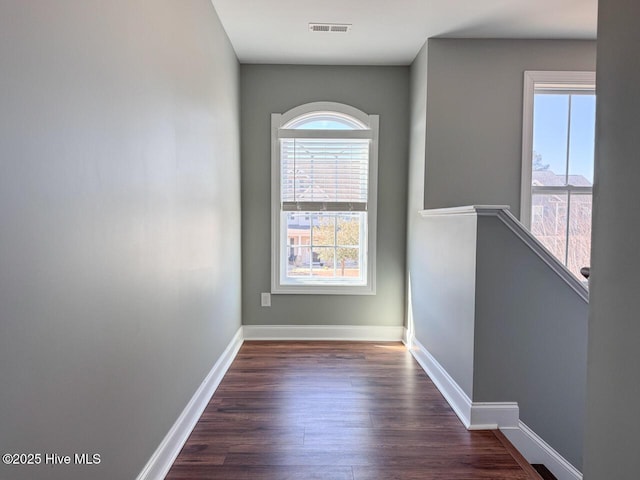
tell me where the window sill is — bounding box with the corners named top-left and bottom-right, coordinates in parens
top-left (272, 283), bottom-right (375, 295)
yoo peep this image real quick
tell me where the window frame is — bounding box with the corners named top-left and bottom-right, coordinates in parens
top-left (520, 70), bottom-right (596, 227)
top-left (271, 101), bottom-right (378, 295)
top-left (520, 70), bottom-right (595, 279)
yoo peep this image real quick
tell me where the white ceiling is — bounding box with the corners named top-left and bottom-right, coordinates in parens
top-left (210, 0), bottom-right (598, 65)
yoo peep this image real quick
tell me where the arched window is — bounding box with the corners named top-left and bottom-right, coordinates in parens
top-left (271, 102), bottom-right (378, 294)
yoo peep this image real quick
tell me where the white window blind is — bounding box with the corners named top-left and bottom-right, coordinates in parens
top-left (279, 137), bottom-right (370, 212)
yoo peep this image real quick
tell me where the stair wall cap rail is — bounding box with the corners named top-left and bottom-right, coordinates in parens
top-left (419, 205), bottom-right (511, 217)
top-left (481, 208), bottom-right (589, 303)
top-left (418, 205), bottom-right (589, 303)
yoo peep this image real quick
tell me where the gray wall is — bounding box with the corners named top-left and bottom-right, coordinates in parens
top-left (424, 39), bottom-right (596, 216)
top-left (0, 2), bottom-right (241, 479)
top-left (407, 43), bottom-right (428, 219)
top-left (409, 211), bottom-right (588, 468)
top-left (406, 42), bottom-right (428, 332)
top-left (406, 38), bottom-right (595, 471)
top-left (409, 213), bottom-right (478, 397)
top-left (474, 216), bottom-right (588, 469)
top-left (241, 65), bottom-right (409, 327)
top-left (585, 0), bottom-right (640, 477)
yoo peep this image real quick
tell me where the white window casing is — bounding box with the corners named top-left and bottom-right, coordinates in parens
top-left (521, 71), bottom-right (595, 281)
top-left (520, 71), bottom-right (596, 227)
top-left (271, 102), bottom-right (378, 295)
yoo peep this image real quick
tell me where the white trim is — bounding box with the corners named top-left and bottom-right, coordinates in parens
top-left (531, 185), bottom-right (592, 194)
top-left (407, 336), bottom-right (473, 428)
top-left (368, 114), bottom-right (379, 296)
top-left (402, 326), bottom-right (412, 346)
top-left (521, 71), bottom-right (536, 228)
top-left (242, 324), bottom-right (403, 341)
top-left (469, 402), bottom-right (519, 430)
top-left (280, 101), bottom-right (370, 127)
top-left (408, 335), bottom-right (520, 431)
top-left (271, 283), bottom-right (375, 295)
top-left (271, 113), bottom-right (282, 297)
top-left (501, 421), bottom-right (582, 480)
top-left (418, 205), bottom-right (588, 302)
top-left (271, 101), bottom-right (378, 296)
top-left (278, 128), bottom-right (373, 139)
top-left (520, 70), bottom-right (596, 227)
top-left (407, 332), bottom-right (581, 479)
top-left (476, 207), bottom-right (589, 302)
top-left (419, 205), bottom-right (510, 217)
top-left (136, 327), bottom-right (244, 480)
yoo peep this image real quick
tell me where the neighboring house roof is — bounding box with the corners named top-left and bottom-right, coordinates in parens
top-left (567, 174), bottom-right (593, 187)
top-left (532, 170), bottom-right (592, 187)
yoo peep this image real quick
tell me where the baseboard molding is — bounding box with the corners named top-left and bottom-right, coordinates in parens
top-left (136, 326), bottom-right (244, 480)
top-left (469, 402), bottom-right (519, 430)
top-left (408, 336), bottom-right (473, 428)
top-left (242, 324), bottom-right (404, 341)
top-left (408, 336), bottom-right (519, 431)
top-left (501, 421), bottom-right (582, 480)
top-left (402, 326), bottom-right (412, 346)
top-left (408, 335), bottom-right (580, 479)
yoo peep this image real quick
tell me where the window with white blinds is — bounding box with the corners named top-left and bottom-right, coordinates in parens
top-left (280, 137), bottom-right (370, 212)
top-left (271, 102), bottom-right (378, 294)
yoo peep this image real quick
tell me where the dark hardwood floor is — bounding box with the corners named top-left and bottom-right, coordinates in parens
top-left (166, 341), bottom-right (537, 479)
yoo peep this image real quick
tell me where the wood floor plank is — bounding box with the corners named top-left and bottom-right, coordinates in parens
top-left (493, 429), bottom-right (544, 479)
top-left (353, 466), bottom-right (530, 480)
top-left (165, 341), bottom-right (537, 479)
top-left (303, 426), bottom-right (503, 447)
top-left (167, 465), bottom-right (354, 480)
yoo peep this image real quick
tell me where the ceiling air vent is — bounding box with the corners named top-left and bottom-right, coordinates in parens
top-left (309, 23), bottom-right (352, 33)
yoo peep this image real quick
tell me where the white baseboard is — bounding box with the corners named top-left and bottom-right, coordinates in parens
top-left (408, 334), bottom-right (581, 479)
top-left (408, 336), bottom-right (518, 431)
top-left (408, 336), bottom-right (473, 428)
top-left (469, 402), bottom-right (519, 430)
top-left (242, 324), bottom-right (404, 341)
top-left (501, 421), bottom-right (582, 480)
top-left (402, 326), bottom-right (412, 345)
top-left (136, 327), bottom-right (244, 480)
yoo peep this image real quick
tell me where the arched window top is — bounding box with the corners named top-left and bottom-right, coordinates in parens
top-left (280, 102), bottom-right (371, 130)
top-left (284, 111), bottom-right (367, 130)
